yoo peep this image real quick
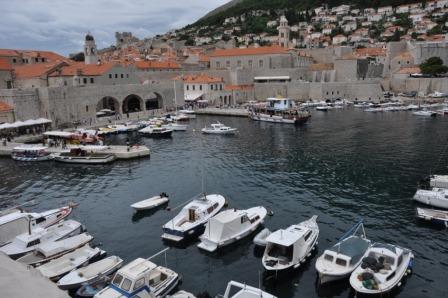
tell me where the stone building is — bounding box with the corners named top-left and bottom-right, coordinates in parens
top-left (0, 58), bottom-right (13, 89)
top-left (0, 101), bottom-right (14, 123)
top-left (115, 32), bottom-right (139, 48)
top-left (179, 74), bottom-right (232, 105)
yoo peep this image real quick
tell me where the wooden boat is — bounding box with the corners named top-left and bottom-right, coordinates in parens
top-left (198, 206), bottom-right (267, 252)
top-left (262, 215), bottom-right (319, 272)
top-left (58, 255), bottom-right (123, 290)
top-left (349, 243), bottom-right (414, 295)
top-left (37, 245), bottom-right (103, 281)
top-left (221, 281), bottom-right (277, 298)
top-left (11, 145), bottom-right (53, 161)
top-left (131, 193), bottom-right (169, 211)
top-left (53, 149), bottom-right (116, 164)
top-left (416, 207), bottom-right (448, 227)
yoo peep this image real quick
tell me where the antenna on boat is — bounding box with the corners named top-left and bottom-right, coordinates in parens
top-left (147, 247), bottom-right (170, 266)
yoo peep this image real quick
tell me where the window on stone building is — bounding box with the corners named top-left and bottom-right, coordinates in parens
top-left (211, 85), bottom-right (214, 90)
top-left (12, 58), bottom-right (16, 63)
top-left (121, 74), bottom-right (124, 78)
top-left (226, 61), bottom-right (230, 68)
top-left (90, 78), bottom-right (94, 84)
top-left (237, 60), bottom-right (241, 67)
top-left (200, 85), bottom-right (202, 91)
top-left (398, 61), bottom-right (401, 64)
top-left (193, 85), bottom-right (195, 91)
top-left (115, 74), bottom-right (118, 78)
top-left (281, 33), bottom-right (284, 38)
top-left (35, 58), bottom-right (38, 63)
top-left (6, 81), bottom-right (12, 89)
top-left (41, 58), bottom-right (45, 62)
top-left (126, 74), bottom-right (129, 78)
top-left (248, 60), bottom-right (253, 67)
top-left (83, 78), bottom-right (87, 84)
top-left (259, 60), bottom-right (264, 67)
top-left (337, 91), bottom-right (339, 95)
top-left (216, 61), bottom-right (221, 68)
top-left (86, 105), bottom-right (89, 112)
top-left (220, 85), bottom-right (223, 90)
top-left (109, 74), bottom-right (112, 79)
top-left (326, 92), bottom-right (329, 95)
top-left (187, 85), bottom-right (189, 90)
top-left (332, 91), bottom-right (334, 95)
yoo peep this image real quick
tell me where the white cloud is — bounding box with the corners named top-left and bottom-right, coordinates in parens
top-left (0, 0), bottom-right (228, 55)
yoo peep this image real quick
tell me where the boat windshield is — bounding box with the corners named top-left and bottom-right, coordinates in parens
top-left (268, 244), bottom-right (293, 262)
top-left (112, 274), bottom-right (124, 287)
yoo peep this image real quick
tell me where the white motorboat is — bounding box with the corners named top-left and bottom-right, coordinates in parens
top-left (419, 175), bottom-right (448, 189)
top-left (198, 206), bottom-right (267, 252)
top-left (349, 243), bottom-right (414, 295)
top-left (412, 110), bottom-right (437, 117)
top-left (11, 145), bottom-right (53, 161)
top-left (316, 105), bottom-right (331, 111)
top-left (0, 204), bottom-right (74, 246)
top-left (201, 122), bottom-right (237, 135)
top-left (131, 193), bottom-right (169, 211)
top-left (413, 187), bottom-right (448, 209)
top-left (162, 194), bottom-right (226, 242)
top-left (94, 258), bottom-right (179, 298)
top-left (221, 280), bottom-right (277, 298)
top-left (262, 215), bottom-right (319, 271)
top-left (139, 126), bottom-right (173, 138)
top-left (416, 207), bottom-right (448, 227)
top-left (253, 228), bottom-right (271, 247)
top-left (16, 232), bottom-right (93, 266)
top-left (315, 220), bottom-right (371, 284)
top-left (58, 255), bottom-right (124, 290)
top-left (161, 123), bottom-right (188, 131)
top-left (178, 109), bottom-right (196, 119)
top-left (38, 245), bottom-right (103, 281)
top-left (0, 219), bottom-right (83, 259)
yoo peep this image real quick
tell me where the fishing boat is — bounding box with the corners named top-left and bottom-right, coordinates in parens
top-left (262, 215), bottom-right (319, 272)
top-left (412, 110), bottom-right (437, 117)
top-left (37, 245), bottom-right (104, 281)
top-left (250, 97), bottom-right (311, 125)
top-left (0, 204), bottom-right (74, 246)
top-left (16, 232), bottom-right (93, 266)
top-left (315, 220), bottom-right (371, 284)
top-left (253, 228), bottom-right (272, 247)
top-left (416, 207), bottom-right (448, 227)
top-left (94, 257), bottom-right (179, 298)
top-left (139, 126), bottom-right (173, 138)
top-left (349, 243), bottom-right (414, 295)
top-left (76, 276), bottom-right (111, 298)
top-left (413, 187), bottom-right (448, 209)
top-left (131, 193), bottom-right (169, 211)
top-left (197, 206), bottom-right (267, 252)
top-left (162, 194), bottom-right (226, 242)
top-left (0, 219), bottom-right (83, 259)
top-left (11, 145), bottom-right (53, 161)
top-left (201, 122), bottom-right (237, 135)
top-left (221, 281), bottom-right (277, 298)
top-left (58, 255), bottom-right (123, 290)
top-left (53, 148), bottom-right (116, 164)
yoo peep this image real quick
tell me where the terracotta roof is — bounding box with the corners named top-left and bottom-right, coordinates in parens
top-left (396, 52), bottom-right (413, 58)
top-left (48, 62), bottom-right (116, 77)
top-left (209, 46), bottom-right (288, 57)
top-left (354, 47), bottom-right (386, 57)
top-left (224, 84), bottom-right (254, 91)
top-left (0, 101), bottom-right (13, 112)
top-left (0, 58), bottom-right (12, 70)
top-left (178, 74), bottom-right (223, 84)
top-left (134, 60), bottom-right (181, 70)
top-left (397, 67), bottom-right (420, 74)
top-left (0, 49), bottom-right (67, 62)
top-left (0, 49), bottom-right (20, 57)
top-left (309, 63), bottom-right (334, 71)
top-left (198, 54), bottom-right (210, 62)
top-left (13, 62), bottom-right (66, 79)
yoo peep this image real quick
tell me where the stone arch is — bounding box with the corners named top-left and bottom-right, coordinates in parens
top-left (144, 92), bottom-right (163, 110)
top-left (97, 96), bottom-right (120, 112)
top-left (122, 94), bottom-right (143, 113)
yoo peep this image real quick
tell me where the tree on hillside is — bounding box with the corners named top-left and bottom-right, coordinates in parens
top-left (420, 57), bottom-right (448, 76)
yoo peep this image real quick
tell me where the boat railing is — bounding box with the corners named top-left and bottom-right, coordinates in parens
top-left (337, 219), bottom-right (366, 242)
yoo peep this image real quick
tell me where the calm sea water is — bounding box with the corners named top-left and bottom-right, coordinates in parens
top-left (1, 109), bottom-right (447, 298)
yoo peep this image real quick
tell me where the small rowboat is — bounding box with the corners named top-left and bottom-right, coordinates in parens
top-left (130, 193), bottom-right (169, 211)
top-left (416, 207), bottom-right (448, 227)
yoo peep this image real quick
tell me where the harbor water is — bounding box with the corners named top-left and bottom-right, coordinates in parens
top-left (1, 108), bottom-right (447, 297)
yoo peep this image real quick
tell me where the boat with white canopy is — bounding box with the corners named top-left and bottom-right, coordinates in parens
top-left (162, 194), bottom-right (226, 242)
top-left (198, 206), bottom-right (267, 252)
top-left (413, 187), bottom-right (448, 209)
top-left (11, 145), bottom-right (53, 161)
top-left (221, 280), bottom-right (277, 298)
top-left (131, 193), bottom-right (169, 211)
top-left (201, 122), bottom-right (237, 135)
top-left (262, 215), bottom-right (319, 272)
top-left (315, 220), bottom-right (371, 284)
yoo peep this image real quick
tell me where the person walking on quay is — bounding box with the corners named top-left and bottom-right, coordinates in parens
top-left (126, 137), bottom-right (130, 152)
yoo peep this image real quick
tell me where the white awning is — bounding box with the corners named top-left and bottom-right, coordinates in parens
top-left (0, 118), bottom-right (51, 130)
top-left (185, 93), bottom-right (204, 101)
top-left (254, 76), bottom-right (291, 81)
top-left (43, 131), bottom-right (74, 138)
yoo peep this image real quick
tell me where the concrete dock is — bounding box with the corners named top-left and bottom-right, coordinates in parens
top-left (195, 108), bottom-right (250, 117)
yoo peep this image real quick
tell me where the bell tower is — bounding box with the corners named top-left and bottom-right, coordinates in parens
top-left (84, 32), bottom-right (98, 65)
top-left (278, 15), bottom-right (290, 48)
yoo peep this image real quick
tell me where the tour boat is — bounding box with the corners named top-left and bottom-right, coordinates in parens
top-left (250, 97), bottom-right (311, 125)
top-left (315, 220), bottom-right (371, 284)
top-left (139, 126), bottom-right (173, 138)
top-left (201, 122), bottom-right (237, 135)
top-left (197, 206), bottom-right (267, 252)
top-left (0, 204), bottom-right (74, 246)
top-left (161, 123), bottom-right (188, 131)
top-left (349, 243), bottom-right (414, 295)
top-left (94, 258), bottom-right (179, 298)
top-left (16, 232), bottom-right (93, 267)
top-left (37, 245), bottom-right (104, 281)
top-left (413, 187), bottom-right (448, 209)
top-left (11, 145), bottom-right (53, 161)
top-left (53, 148), bottom-right (116, 164)
top-left (162, 194), bottom-right (226, 242)
top-left (416, 207), bottom-right (448, 227)
top-left (131, 193), bottom-right (169, 211)
top-left (0, 219), bottom-right (83, 259)
top-left (76, 277), bottom-right (111, 298)
top-left (262, 215), bottom-right (319, 272)
top-left (58, 255), bottom-right (124, 290)
top-left (221, 281), bottom-right (277, 298)
top-left (412, 110), bottom-right (437, 117)
top-left (253, 228), bottom-right (272, 247)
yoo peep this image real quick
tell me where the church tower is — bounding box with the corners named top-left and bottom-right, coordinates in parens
top-left (278, 15), bottom-right (290, 48)
top-left (84, 33), bottom-right (98, 65)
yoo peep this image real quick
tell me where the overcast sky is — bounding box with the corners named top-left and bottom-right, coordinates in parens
top-left (0, 0), bottom-right (228, 55)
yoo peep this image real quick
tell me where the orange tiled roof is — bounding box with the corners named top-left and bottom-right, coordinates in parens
top-left (224, 84), bottom-right (254, 91)
top-left (354, 47), bottom-right (386, 57)
top-left (178, 74), bottom-right (223, 84)
top-left (0, 58), bottom-right (12, 70)
top-left (396, 52), bottom-right (413, 58)
top-left (397, 67), bottom-right (420, 74)
top-left (0, 49), bottom-right (21, 57)
top-left (209, 46), bottom-right (288, 57)
top-left (0, 101), bottom-right (13, 112)
top-left (13, 62), bottom-right (66, 79)
top-left (309, 63), bottom-right (334, 71)
top-left (48, 62), bottom-right (116, 77)
top-left (134, 60), bottom-right (181, 70)
top-left (198, 54), bottom-right (210, 62)
top-left (0, 49), bottom-right (67, 62)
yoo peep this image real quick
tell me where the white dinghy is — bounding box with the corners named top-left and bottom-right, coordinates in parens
top-left (37, 245), bottom-right (103, 281)
top-left (221, 280), bottom-right (277, 298)
top-left (413, 187), bottom-right (448, 209)
top-left (131, 193), bottom-right (169, 211)
top-left (198, 206), bottom-right (267, 252)
top-left (416, 207), bottom-right (448, 227)
top-left (0, 219), bottom-right (83, 259)
top-left (58, 255), bottom-right (124, 290)
top-left (16, 232), bottom-right (93, 266)
top-left (349, 243), bottom-right (414, 295)
top-left (253, 228), bottom-right (272, 247)
top-left (262, 215), bottom-right (319, 272)
top-left (201, 122), bottom-right (237, 135)
top-left (315, 220), bottom-right (371, 284)
top-left (162, 194), bottom-right (226, 242)
top-left (94, 257), bottom-right (179, 298)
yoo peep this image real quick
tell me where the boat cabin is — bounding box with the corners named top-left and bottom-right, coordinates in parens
top-left (266, 97), bottom-right (297, 111)
top-left (363, 243), bottom-right (403, 283)
top-left (12, 146), bottom-right (50, 158)
top-left (321, 236), bottom-right (371, 270)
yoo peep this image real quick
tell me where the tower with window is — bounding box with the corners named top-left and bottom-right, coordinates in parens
top-left (278, 15), bottom-right (290, 48)
top-left (84, 33), bottom-right (98, 65)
